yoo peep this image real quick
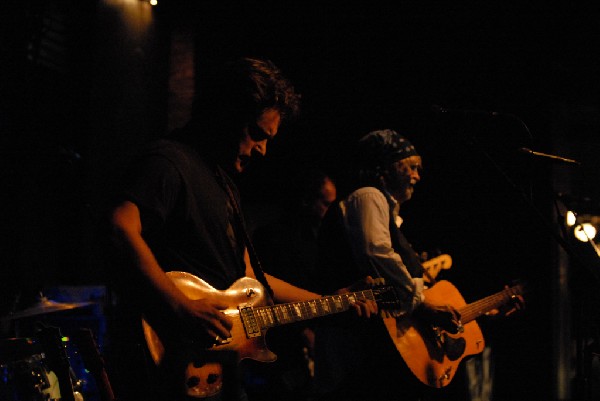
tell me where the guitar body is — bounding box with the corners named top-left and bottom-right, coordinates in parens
top-left (385, 280), bottom-right (485, 388)
top-left (142, 273), bottom-right (276, 398)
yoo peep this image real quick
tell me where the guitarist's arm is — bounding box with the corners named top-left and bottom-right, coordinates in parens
top-left (341, 191), bottom-right (460, 327)
top-left (111, 200), bottom-right (233, 340)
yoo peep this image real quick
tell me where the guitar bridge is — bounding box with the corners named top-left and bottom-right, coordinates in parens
top-left (439, 366), bottom-right (452, 384)
top-left (239, 306), bottom-right (262, 338)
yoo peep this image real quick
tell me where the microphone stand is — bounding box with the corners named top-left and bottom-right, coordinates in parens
top-left (466, 135), bottom-right (597, 279)
top-left (464, 132), bottom-right (599, 401)
top-left (559, 207), bottom-right (600, 401)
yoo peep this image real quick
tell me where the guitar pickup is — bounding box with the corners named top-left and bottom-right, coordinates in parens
top-left (239, 306), bottom-right (262, 338)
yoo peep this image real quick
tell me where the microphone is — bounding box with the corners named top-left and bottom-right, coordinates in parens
top-left (431, 104), bottom-right (502, 118)
top-left (517, 147), bottom-right (581, 165)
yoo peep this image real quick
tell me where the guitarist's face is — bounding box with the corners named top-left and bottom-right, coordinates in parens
top-left (229, 108), bottom-right (281, 174)
top-left (383, 155), bottom-right (422, 204)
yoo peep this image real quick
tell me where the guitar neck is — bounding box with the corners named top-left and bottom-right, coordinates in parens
top-left (246, 290), bottom-right (376, 329)
top-left (458, 285), bottom-right (522, 323)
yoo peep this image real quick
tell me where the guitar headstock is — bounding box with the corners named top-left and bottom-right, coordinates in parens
top-left (489, 280), bottom-right (527, 318)
top-left (423, 254), bottom-right (453, 284)
top-left (508, 280), bottom-right (527, 306)
top-left (506, 279), bottom-right (527, 298)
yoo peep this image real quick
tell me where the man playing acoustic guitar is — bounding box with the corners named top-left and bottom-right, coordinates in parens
top-left (313, 129), bottom-right (464, 401)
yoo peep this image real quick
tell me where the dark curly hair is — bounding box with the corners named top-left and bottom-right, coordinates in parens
top-left (230, 57), bottom-right (301, 122)
top-left (191, 57), bottom-right (301, 134)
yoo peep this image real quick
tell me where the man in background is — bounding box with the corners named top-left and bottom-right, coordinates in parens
top-left (246, 169), bottom-right (337, 400)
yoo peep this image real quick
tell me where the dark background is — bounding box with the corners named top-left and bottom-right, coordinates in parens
top-left (1, 1), bottom-right (599, 400)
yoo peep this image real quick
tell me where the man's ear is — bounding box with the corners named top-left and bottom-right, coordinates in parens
top-left (378, 165), bottom-right (390, 182)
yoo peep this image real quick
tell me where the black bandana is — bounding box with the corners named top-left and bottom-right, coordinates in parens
top-left (357, 129), bottom-right (419, 172)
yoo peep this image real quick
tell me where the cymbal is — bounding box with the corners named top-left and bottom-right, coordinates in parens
top-left (1, 297), bottom-right (93, 321)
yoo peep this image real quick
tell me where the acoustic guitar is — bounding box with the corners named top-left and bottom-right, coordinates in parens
top-left (142, 272), bottom-right (403, 398)
top-left (385, 280), bottom-right (524, 388)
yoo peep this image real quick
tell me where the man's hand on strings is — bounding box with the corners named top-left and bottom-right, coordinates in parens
top-left (333, 275), bottom-right (379, 318)
top-left (416, 301), bottom-right (463, 334)
top-left (486, 286), bottom-right (525, 317)
top-left (176, 297), bottom-right (234, 342)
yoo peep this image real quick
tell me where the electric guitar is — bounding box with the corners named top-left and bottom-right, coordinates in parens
top-left (142, 272), bottom-right (403, 398)
top-left (421, 254), bottom-right (452, 284)
top-left (385, 280), bottom-right (525, 388)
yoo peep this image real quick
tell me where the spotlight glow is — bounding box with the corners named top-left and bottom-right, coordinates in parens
top-left (574, 223), bottom-right (597, 242)
top-left (566, 211), bottom-right (577, 227)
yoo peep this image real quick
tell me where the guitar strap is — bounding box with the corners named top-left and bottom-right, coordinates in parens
top-left (389, 214), bottom-right (437, 285)
top-left (216, 167), bottom-right (275, 299)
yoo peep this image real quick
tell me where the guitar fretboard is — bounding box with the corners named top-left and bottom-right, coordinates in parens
top-left (459, 285), bottom-right (523, 323)
top-left (243, 290), bottom-right (376, 330)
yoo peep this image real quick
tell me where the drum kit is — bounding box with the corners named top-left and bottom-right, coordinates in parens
top-left (1, 296), bottom-right (94, 401)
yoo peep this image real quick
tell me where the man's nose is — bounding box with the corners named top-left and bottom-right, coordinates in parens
top-left (253, 141), bottom-right (267, 156)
